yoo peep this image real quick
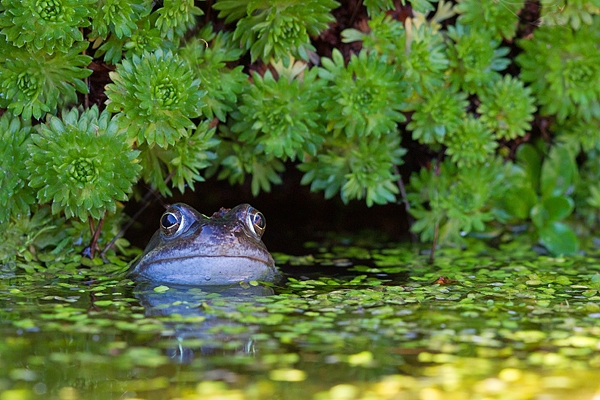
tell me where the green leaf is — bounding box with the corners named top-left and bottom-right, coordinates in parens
top-left (515, 144), bottom-right (542, 191)
top-left (538, 221), bottom-right (579, 256)
top-left (502, 186), bottom-right (537, 220)
top-left (540, 145), bottom-right (577, 199)
top-left (530, 195), bottom-right (574, 228)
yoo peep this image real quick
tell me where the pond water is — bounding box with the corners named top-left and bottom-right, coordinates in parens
top-left (2, 240), bottom-right (600, 400)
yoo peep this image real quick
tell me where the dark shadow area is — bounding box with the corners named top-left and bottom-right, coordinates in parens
top-left (124, 164), bottom-right (411, 255)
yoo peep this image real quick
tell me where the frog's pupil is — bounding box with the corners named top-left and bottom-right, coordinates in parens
top-left (253, 212), bottom-right (265, 229)
top-left (161, 213), bottom-right (178, 229)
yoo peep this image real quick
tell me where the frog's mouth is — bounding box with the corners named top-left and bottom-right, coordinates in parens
top-left (131, 254), bottom-right (280, 285)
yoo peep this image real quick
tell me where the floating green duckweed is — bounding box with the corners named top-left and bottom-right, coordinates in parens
top-left (2, 243), bottom-right (600, 398)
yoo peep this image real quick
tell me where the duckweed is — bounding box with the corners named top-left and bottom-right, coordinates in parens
top-left (2, 244), bottom-right (600, 398)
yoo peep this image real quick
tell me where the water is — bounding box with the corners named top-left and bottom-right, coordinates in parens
top-left (2, 242), bottom-right (600, 399)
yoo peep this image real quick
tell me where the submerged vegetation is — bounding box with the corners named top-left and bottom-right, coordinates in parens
top-left (1, 0), bottom-right (600, 261)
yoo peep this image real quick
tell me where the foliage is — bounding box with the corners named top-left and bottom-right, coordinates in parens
top-left (90, 0), bottom-right (151, 40)
top-left (517, 17), bottom-right (600, 122)
top-left (445, 23), bottom-right (510, 95)
top-left (0, 0), bottom-right (94, 53)
top-left (444, 116), bottom-right (497, 168)
top-left (319, 49), bottom-right (407, 138)
top-left (501, 143), bottom-right (580, 255)
top-left (212, 124), bottom-right (286, 197)
top-left (230, 62), bottom-right (324, 160)
top-left (299, 133), bottom-right (406, 206)
top-left (539, 0), bottom-right (600, 29)
top-left (105, 49), bottom-right (205, 148)
top-left (2, 0), bottom-right (600, 260)
top-left (405, 86), bottom-right (468, 144)
top-left (454, 0), bottom-right (524, 40)
top-left (477, 75), bottom-right (537, 140)
top-left (155, 0), bottom-right (203, 40)
top-left (0, 39), bottom-right (92, 119)
top-left (178, 27), bottom-right (247, 122)
top-left (0, 112), bottom-right (35, 224)
top-left (26, 106), bottom-right (141, 221)
top-left (408, 158), bottom-right (508, 245)
top-left (213, 0), bottom-right (338, 62)
top-left (139, 120), bottom-right (219, 196)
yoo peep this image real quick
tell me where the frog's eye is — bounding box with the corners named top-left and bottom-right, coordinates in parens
top-left (160, 209), bottom-right (183, 236)
top-left (246, 207), bottom-right (266, 238)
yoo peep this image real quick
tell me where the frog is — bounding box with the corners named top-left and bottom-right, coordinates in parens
top-left (128, 203), bottom-right (279, 285)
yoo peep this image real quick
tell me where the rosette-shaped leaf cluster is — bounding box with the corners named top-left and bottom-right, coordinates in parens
top-left (398, 23), bottom-right (448, 96)
top-left (299, 133), bottom-right (406, 206)
top-left (90, 0), bottom-right (151, 40)
top-left (517, 17), bottom-right (600, 122)
top-left (0, 0), bottom-right (94, 53)
top-left (446, 24), bottom-right (510, 95)
top-left (155, 0), bottom-right (203, 40)
top-left (26, 107), bottom-right (141, 221)
top-left (95, 18), bottom-right (167, 65)
top-left (105, 49), bottom-right (205, 148)
top-left (539, 0), bottom-right (600, 29)
top-left (405, 86), bottom-right (468, 144)
top-left (140, 121), bottom-right (219, 196)
top-left (0, 113), bottom-right (35, 224)
top-left (319, 49), bottom-right (407, 138)
top-left (454, 0), bottom-right (524, 40)
top-left (343, 16), bottom-right (448, 96)
top-left (179, 28), bottom-right (247, 121)
top-left (443, 117), bottom-right (498, 168)
top-left (230, 64), bottom-right (324, 160)
top-left (0, 39), bottom-right (92, 119)
top-left (213, 0), bottom-right (338, 62)
top-left (478, 75), bottom-right (536, 140)
top-left (408, 158), bottom-right (508, 245)
top-left (342, 13), bottom-right (405, 58)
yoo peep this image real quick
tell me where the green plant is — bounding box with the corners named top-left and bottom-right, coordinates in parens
top-left (501, 143), bottom-right (580, 255)
top-left (342, 13), bottom-right (405, 57)
top-left (408, 157), bottom-right (508, 246)
top-left (477, 75), bottom-right (537, 140)
top-left (446, 23), bottom-right (509, 95)
top-left (179, 27), bottom-right (247, 122)
top-left (405, 86), bottom-right (468, 144)
top-left (517, 17), bottom-right (600, 122)
top-left (94, 17), bottom-right (168, 65)
top-left (0, 112), bottom-right (35, 224)
top-left (139, 120), bottom-right (219, 196)
top-left (539, 0), bottom-right (600, 29)
top-left (90, 0), bottom-right (151, 40)
top-left (212, 125), bottom-right (286, 196)
top-left (105, 49), bottom-right (205, 148)
top-left (0, 0), bottom-right (94, 53)
top-left (0, 39), bottom-right (92, 119)
top-left (26, 106), bottom-right (141, 221)
top-left (155, 0), bottom-right (203, 40)
top-left (400, 22), bottom-right (448, 96)
top-left (213, 0), bottom-right (338, 62)
top-left (230, 61), bottom-right (324, 160)
top-left (454, 0), bottom-right (524, 40)
top-left (444, 116), bottom-right (498, 168)
top-left (299, 133), bottom-right (406, 206)
top-left (319, 49), bottom-right (407, 138)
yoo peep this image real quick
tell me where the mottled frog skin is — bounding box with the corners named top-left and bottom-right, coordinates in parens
top-left (128, 203), bottom-right (278, 285)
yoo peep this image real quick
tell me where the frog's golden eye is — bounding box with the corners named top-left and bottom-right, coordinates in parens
top-left (246, 207), bottom-right (266, 238)
top-left (160, 209), bottom-right (182, 236)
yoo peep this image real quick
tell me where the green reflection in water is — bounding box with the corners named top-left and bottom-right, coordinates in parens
top-left (2, 241), bottom-right (600, 399)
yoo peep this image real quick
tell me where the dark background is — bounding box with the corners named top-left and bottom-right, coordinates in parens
top-left (123, 164), bottom-right (412, 255)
